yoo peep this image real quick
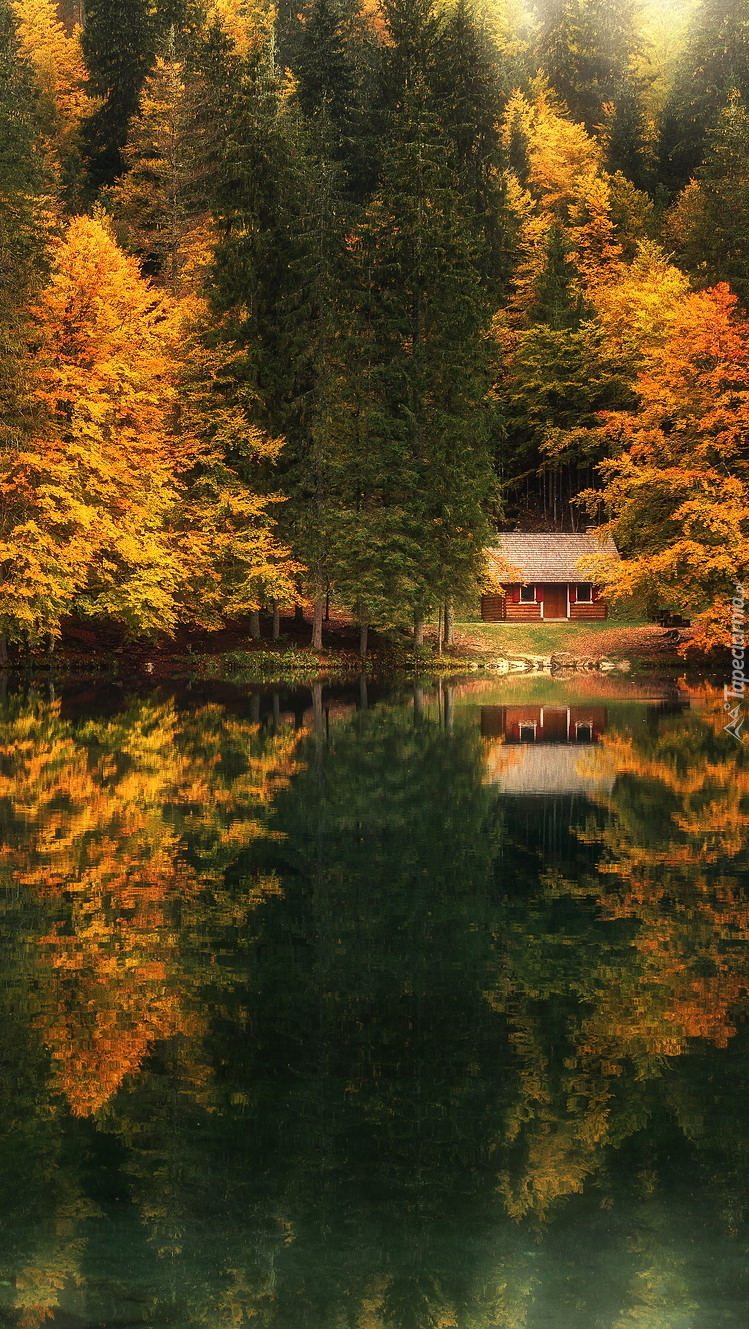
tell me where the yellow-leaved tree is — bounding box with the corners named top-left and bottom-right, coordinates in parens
top-left (2, 210), bottom-right (186, 640)
top-left (206, 0), bottom-right (275, 57)
top-left (10, 0), bottom-right (96, 195)
top-left (0, 212), bottom-right (299, 647)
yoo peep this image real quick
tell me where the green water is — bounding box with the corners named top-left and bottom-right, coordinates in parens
top-left (0, 674), bottom-right (748, 1328)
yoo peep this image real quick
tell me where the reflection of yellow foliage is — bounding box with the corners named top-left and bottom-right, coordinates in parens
top-left (493, 693), bottom-right (749, 1222)
top-left (14, 1182), bottom-right (100, 1329)
top-left (0, 697), bottom-right (304, 1116)
top-left (482, 737), bottom-right (523, 785)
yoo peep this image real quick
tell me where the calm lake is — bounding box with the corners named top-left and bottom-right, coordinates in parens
top-left (0, 672), bottom-right (748, 1328)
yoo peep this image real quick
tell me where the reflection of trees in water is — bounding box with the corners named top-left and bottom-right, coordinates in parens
top-left (0, 695), bottom-right (303, 1116)
top-left (0, 688), bottom-right (749, 1326)
top-left (0, 692), bottom-right (304, 1325)
top-left (492, 686), bottom-right (749, 1241)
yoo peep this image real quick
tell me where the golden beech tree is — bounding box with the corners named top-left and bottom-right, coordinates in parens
top-left (501, 90), bottom-right (622, 318)
top-left (206, 0), bottom-right (275, 56)
top-left (578, 283), bottom-right (749, 648)
top-left (0, 211), bottom-right (186, 641)
top-left (0, 213), bottom-right (298, 643)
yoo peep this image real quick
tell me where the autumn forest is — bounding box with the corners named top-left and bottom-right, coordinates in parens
top-left (2, 0), bottom-right (749, 657)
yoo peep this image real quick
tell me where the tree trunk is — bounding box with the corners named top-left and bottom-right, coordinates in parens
top-left (413, 612), bottom-right (424, 646)
top-left (444, 599), bottom-right (454, 647)
top-left (359, 622), bottom-right (368, 660)
top-left (294, 603), bottom-right (305, 624)
top-left (0, 635), bottom-right (7, 667)
top-left (0, 672), bottom-right (6, 705)
top-left (436, 606), bottom-right (443, 655)
top-left (444, 685), bottom-right (454, 733)
top-left (272, 603), bottom-right (280, 641)
top-left (311, 595), bottom-right (324, 650)
top-left (312, 682), bottom-right (324, 739)
top-left (249, 610), bottom-right (261, 639)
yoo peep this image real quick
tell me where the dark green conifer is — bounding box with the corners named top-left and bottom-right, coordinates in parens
top-left (0, 0), bottom-right (47, 391)
top-left (432, 0), bottom-right (513, 300)
top-left (658, 0), bottom-right (749, 197)
top-left (292, 0), bottom-right (379, 199)
top-left (80, 0), bottom-right (157, 187)
top-left (668, 91), bottom-right (749, 305)
top-left (80, 0), bottom-right (192, 189)
top-left (528, 223), bottom-right (582, 328)
top-left (351, 34), bottom-right (498, 628)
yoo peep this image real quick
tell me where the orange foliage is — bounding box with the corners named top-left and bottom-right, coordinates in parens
top-left (579, 284), bottom-right (749, 645)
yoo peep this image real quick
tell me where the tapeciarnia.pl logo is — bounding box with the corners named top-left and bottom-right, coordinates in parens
top-left (725, 582), bottom-right (747, 742)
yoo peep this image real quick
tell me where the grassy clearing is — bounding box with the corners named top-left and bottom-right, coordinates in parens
top-left (454, 618), bottom-right (650, 657)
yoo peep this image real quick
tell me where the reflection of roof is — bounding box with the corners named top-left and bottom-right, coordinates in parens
top-left (484, 743), bottom-right (615, 795)
top-left (488, 533), bottom-right (619, 583)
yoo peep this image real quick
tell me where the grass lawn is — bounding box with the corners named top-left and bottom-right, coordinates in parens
top-left (453, 617), bottom-right (651, 657)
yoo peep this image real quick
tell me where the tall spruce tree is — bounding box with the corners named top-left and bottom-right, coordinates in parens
top-left (0, 0), bottom-right (47, 332)
top-left (80, 0), bottom-right (192, 189)
top-left (431, 0), bottom-right (513, 301)
top-left (208, 31), bottom-right (351, 645)
top-left (349, 2), bottom-right (497, 634)
top-left (80, 0), bottom-right (157, 187)
top-left (292, 0), bottom-right (379, 199)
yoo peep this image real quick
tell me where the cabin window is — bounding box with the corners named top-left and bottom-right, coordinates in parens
top-left (576, 584), bottom-right (593, 602)
top-left (518, 723), bottom-right (537, 742)
top-left (519, 584), bottom-right (536, 602)
top-left (575, 722), bottom-right (592, 743)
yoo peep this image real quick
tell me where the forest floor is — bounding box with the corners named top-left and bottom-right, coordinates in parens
top-left (451, 617), bottom-right (692, 662)
top-left (5, 612), bottom-right (700, 683)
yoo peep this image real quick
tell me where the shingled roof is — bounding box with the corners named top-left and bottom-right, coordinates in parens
top-left (487, 532), bottom-right (619, 583)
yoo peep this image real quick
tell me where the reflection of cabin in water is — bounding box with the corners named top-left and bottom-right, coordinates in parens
top-left (482, 705), bottom-right (612, 796)
top-left (481, 533), bottom-right (619, 622)
top-left (481, 705), bottom-right (607, 744)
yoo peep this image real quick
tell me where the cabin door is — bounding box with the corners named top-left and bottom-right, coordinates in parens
top-left (541, 584), bottom-right (568, 618)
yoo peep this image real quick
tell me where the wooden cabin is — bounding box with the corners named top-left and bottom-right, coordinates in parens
top-left (480, 533), bottom-right (619, 622)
